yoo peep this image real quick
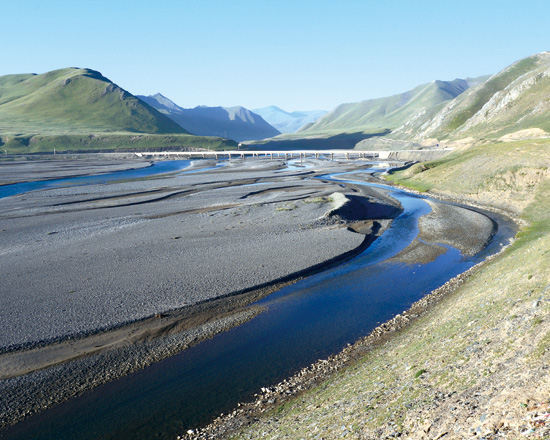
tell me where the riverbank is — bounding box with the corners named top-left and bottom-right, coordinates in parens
top-left (205, 141), bottom-right (550, 440)
top-left (0, 158), bottom-right (401, 428)
top-left (180, 179), bottom-right (506, 439)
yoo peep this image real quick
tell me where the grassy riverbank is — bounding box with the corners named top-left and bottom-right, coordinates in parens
top-left (217, 139), bottom-right (550, 439)
top-left (0, 133), bottom-right (236, 154)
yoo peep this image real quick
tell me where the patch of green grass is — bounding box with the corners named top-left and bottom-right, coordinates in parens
top-left (275, 204), bottom-right (297, 212)
top-left (510, 177), bottom-right (550, 250)
top-left (532, 331), bottom-right (550, 359)
top-left (414, 369), bottom-right (427, 378)
top-left (303, 196), bottom-right (333, 204)
top-left (385, 174), bottom-right (433, 192)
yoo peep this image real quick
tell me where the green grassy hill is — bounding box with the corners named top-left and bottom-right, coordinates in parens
top-left (298, 78), bottom-right (479, 136)
top-left (289, 52), bottom-right (550, 149)
top-left (393, 52), bottom-right (550, 142)
top-left (0, 68), bottom-right (238, 152)
top-left (0, 68), bottom-right (187, 134)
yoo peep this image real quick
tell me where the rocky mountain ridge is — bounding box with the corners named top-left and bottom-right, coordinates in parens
top-left (138, 94), bottom-right (281, 142)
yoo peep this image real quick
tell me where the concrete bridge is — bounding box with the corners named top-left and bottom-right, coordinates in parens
top-left (135, 149), bottom-right (453, 161)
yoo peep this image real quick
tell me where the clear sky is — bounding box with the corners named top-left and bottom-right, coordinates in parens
top-left (2, 0), bottom-right (549, 112)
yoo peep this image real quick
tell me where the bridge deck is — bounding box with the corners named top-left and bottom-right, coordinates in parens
top-left (134, 149), bottom-right (453, 160)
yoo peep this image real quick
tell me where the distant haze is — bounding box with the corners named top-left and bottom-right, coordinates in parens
top-left (138, 94), bottom-right (281, 142)
top-left (252, 106), bottom-right (327, 133)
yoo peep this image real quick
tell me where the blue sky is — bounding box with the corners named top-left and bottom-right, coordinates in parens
top-left (2, 0), bottom-right (549, 111)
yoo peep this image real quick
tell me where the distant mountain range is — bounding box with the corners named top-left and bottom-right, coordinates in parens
top-left (251, 106), bottom-right (326, 133)
top-left (3, 52), bottom-right (550, 154)
top-left (137, 94), bottom-right (280, 142)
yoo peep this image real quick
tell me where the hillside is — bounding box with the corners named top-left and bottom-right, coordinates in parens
top-left (251, 106), bottom-right (326, 133)
top-left (392, 52), bottom-right (550, 143)
top-left (0, 68), bottom-right (187, 135)
top-left (138, 94), bottom-right (281, 142)
top-left (298, 78), bottom-right (483, 136)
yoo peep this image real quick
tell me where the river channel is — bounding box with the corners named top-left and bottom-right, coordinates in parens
top-left (0, 160), bottom-right (515, 440)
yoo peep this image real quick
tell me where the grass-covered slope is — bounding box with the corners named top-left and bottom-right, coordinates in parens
top-left (0, 68), bottom-right (187, 135)
top-left (0, 133), bottom-right (236, 154)
top-left (400, 52), bottom-right (550, 142)
top-left (226, 139), bottom-right (550, 439)
top-left (386, 139), bottom-right (550, 216)
top-left (298, 79), bottom-right (475, 136)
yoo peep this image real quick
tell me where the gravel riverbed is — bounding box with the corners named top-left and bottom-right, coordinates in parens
top-left (0, 157), bottom-right (402, 428)
top-left (0, 156), bottom-right (502, 434)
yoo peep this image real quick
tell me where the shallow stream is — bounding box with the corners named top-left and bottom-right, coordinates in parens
top-left (0, 159), bottom-right (217, 199)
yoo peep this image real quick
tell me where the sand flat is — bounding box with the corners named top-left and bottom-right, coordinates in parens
top-left (0, 158), bottom-right (391, 351)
